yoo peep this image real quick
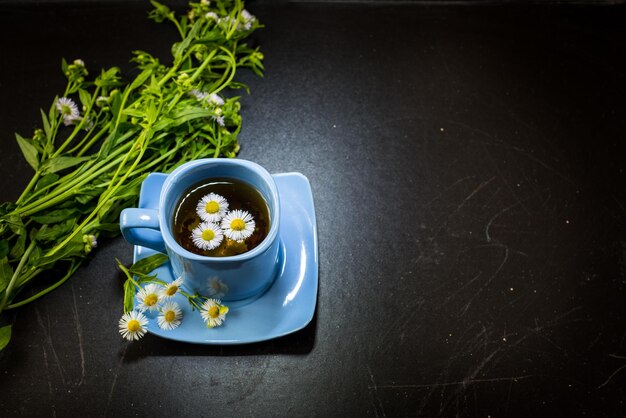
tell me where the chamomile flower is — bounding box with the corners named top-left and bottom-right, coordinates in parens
top-left (208, 277), bottom-right (229, 298)
top-left (161, 277), bottom-right (184, 298)
top-left (56, 97), bottom-right (80, 126)
top-left (221, 209), bottom-right (255, 241)
top-left (208, 93), bottom-right (224, 106)
top-left (136, 283), bottom-right (164, 312)
top-left (157, 302), bottom-right (183, 330)
top-left (200, 298), bottom-right (229, 328)
top-left (214, 115), bottom-right (225, 126)
top-left (191, 221), bottom-right (224, 250)
top-left (118, 310), bottom-right (149, 341)
top-left (240, 9), bottom-right (256, 30)
top-left (189, 89), bottom-right (207, 101)
top-left (205, 11), bottom-right (219, 21)
top-left (196, 192), bottom-right (229, 222)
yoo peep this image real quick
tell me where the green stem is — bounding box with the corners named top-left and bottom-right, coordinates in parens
top-left (17, 148), bottom-right (133, 216)
top-left (157, 49), bottom-right (195, 88)
top-left (0, 240), bottom-right (37, 312)
top-left (18, 131), bottom-right (136, 208)
top-left (69, 118), bottom-right (109, 156)
top-left (6, 263), bottom-right (78, 310)
top-left (15, 173), bottom-right (42, 206)
top-left (52, 86), bottom-right (101, 157)
top-left (225, 0), bottom-right (243, 40)
top-left (169, 15), bottom-right (185, 38)
top-left (46, 120), bottom-right (153, 257)
top-left (117, 262), bottom-right (142, 290)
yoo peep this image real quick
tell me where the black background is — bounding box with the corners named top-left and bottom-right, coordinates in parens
top-left (1, 1), bottom-right (625, 416)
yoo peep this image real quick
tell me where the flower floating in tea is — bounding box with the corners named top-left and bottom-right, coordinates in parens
top-left (188, 191), bottom-right (258, 252)
top-left (118, 310), bottom-right (149, 341)
top-left (201, 298), bottom-right (230, 328)
top-left (196, 192), bottom-right (229, 222)
top-left (192, 221), bottom-right (224, 250)
top-left (157, 302), bottom-right (183, 331)
top-left (221, 209), bottom-right (256, 241)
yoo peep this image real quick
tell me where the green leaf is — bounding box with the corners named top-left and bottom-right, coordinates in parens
top-left (148, 0), bottom-right (171, 23)
top-left (40, 109), bottom-right (51, 139)
top-left (129, 253), bottom-right (168, 276)
top-left (0, 241), bottom-right (8, 259)
top-left (35, 220), bottom-right (76, 243)
top-left (34, 173), bottom-right (60, 192)
top-left (49, 95), bottom-right (59, 123)
top-left (15, 134), bottom-right (39, 170)
top-left (31, 208), bottom-right (80, 224)
top-left (0, 257), bottom-right (13, 293)
top-left (122, 108), bottom-right (145, 118)
top-left (78, 89), bottom-right (91, 110)
top-left (75, 185), bottom-right (104, 205)
top-left (37, 234), bottom-right (84, 267)
top-left (5, 214), bottom-right (24, 235)
top-left (0, 202), bottom-right (16, 217)
top-left (129, 68), bottom-right (152, 91)
top-left (9, 233), bottom-right (25, 260)
top-left (40, 156), bottom-right (90, 175)
top-left (0, 325), bottom-right (11, 351)
top-left (123, 279), bottom-right (135, 313)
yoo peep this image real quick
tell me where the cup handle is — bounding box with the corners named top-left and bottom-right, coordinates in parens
top-left (120, 208), bottom-right (166, 253)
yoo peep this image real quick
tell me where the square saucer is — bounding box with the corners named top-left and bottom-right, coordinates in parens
top-left (133, 172), bottom-right (318, 345)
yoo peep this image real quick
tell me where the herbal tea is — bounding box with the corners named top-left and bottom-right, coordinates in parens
top-left (172, 178), bottom-right (270, 257)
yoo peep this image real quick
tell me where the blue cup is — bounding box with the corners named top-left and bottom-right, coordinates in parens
top-left (120, 159), bottom-right (281, 301)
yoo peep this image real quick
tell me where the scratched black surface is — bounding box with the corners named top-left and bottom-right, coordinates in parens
top-left (1, 2), bottom-right (625, 417)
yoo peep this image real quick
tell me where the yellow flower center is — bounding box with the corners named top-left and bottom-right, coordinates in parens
top-left (166, 285), bottom-right (178, 296)
top-left (230, 219), bottom-right (245, 231)
top-left (202, 229), bottom-right (215, 241)
top-left (205, 201), bottom-right (220, 214)
top-left (208, 306), bottom-right (220, 318)
top-left (145, 294), bottom-right (158, 306)
top-left (127, 319), bottom-right (141, 332)
top-left (165, 311), bottom-right (176, 322)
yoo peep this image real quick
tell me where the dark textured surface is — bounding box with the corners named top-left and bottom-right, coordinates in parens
top-left (1, 2), bottom-right (626, 417)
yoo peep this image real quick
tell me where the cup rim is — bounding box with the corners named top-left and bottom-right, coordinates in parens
top-left (159, 158), bottom-right (280, 262)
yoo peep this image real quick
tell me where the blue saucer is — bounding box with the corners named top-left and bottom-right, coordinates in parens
top-left (133, 172), bottom-right (318, 345)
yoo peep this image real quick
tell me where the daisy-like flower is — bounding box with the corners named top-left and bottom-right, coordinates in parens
top-left (189, 89), bottom-right (207, 101)
top-left (56, 97), bottom-right (80, 126)
top-left (136, 283), bottom-right (164, 312)
top-left (208, 93), bottom-right (224, 106)
top-left (205, 11), bottom-right (219, 21)
top-left (196, 192), bottom-right (229, 222)
top-left (157, 301), bottom-right (183, 331)
top-left (221, 209), bottom-right (255, 241)
top-left (200, 298), bottom-right (229, 328)
top-left (191, 221), bottom-right (224, 251)
top-left (118, 310), bottom-right (149, 341)
top-left (161, 277), bottom-right (184, 298)
top-left (214, 115), bottom-right (225, 127)
top-left (207, 277), bottom-right (229, 298)
top-left (240, 9), bottom-right (256, 30)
